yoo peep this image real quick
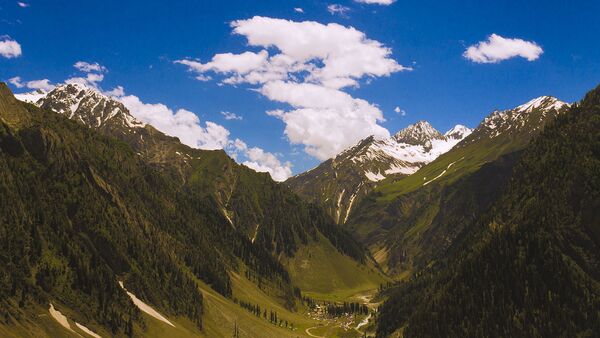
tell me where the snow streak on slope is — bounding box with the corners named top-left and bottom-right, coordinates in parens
top-left (118, 281), bottom-right (175, 327)
top-left (49, 303), bottom-right (76, 333)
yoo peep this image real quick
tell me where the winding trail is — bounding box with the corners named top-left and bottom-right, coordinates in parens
top-left (356, 313), bottom-right (372, 330)
top-left (305, 326), bottom-right (325, 338)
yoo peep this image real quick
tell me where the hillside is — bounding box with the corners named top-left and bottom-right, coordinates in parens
top-left (376, 85), bottom-right (600, 337)
top-left (347, 96), bottom-right (569, 274)
top-left (0, 83), bottom-right (376, 337)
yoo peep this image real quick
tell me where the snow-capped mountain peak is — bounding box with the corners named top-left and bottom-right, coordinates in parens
top-left (444, 124), bottom-right (473, 140)
top-left (515, 96), bottom-right (567, 113)
top-left (465, 95), bottom-right (570, 143)
top-left (287, 120), bottom-right (471, 224)
top-left (14, 89), bottom-right (49, 104)
top-left (18, 83), bottom-right (145, 129)
top-left (393, 120), bottom-right (444, 145)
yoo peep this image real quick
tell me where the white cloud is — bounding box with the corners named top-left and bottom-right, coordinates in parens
top-left (8, 76), bottom-right (55, 91)
top-left (232, 139), bottom-right (292, 181)
top-left (463, 34), bottom-right (543, 64)
top-left (115, 94), bottom-right (229, 150)
top-left (176, 16), bottom-right (408, 161)
top-left (66, 73), bottom-right (105, 88)
top-left (107, 85), bottom-right (287, 181)
top-left (0, 37), bottom-right (22, 58)
top-left (261, 81), bottom-right (389, 160)
top-left (25, 79), bottom-right (55, 91)
top-left (294, 7), bottom-right (304, 13)
top-left (66, 62), bottom-right (107, 88)
top-left (8, 76), bottom-right (24, 88)
top-left (74, 61), bottom-right (107, 73)
top-left (394, 106), bottom-right (406, 116)
top-left (327, 4), bottom-right (351, 16)
top-left (177, 16), bottom-right (409, 89)
top-left (176, 50), bottom-right (269, 76)
top-left (195, 74), bottom-right (212, 81)
top-left (354, 0), bottom-right (395, 4)
top-left (221, 111), bottom-right (243, 120)
top-left (105, 85), bottom-right (125, 97)
top-left (17, 2), bottom-right (30, 7)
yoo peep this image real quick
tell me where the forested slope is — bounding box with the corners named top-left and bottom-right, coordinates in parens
top-left (377, 85), bottom-right (600, 337)
top-left (0, 83), bottom-right (367, 337)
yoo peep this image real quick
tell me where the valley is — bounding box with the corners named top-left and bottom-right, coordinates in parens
top-left (0, 67), bottom-right (598, 338)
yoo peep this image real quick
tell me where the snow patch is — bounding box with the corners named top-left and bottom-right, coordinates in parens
top-left (423, 158), bottom-right (462, 186)
top-left (75, 322), bottom-right (102, 338)
top-left (365, 171), bottom-right (385, 182)
top-left (118, 281), bottom-right (175, 327)
top-left (49, 303), bottom-right (76, 334)
top-left (14, 89), bottom-right (48, 104)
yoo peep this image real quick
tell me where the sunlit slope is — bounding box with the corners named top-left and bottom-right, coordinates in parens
top-left (283, 234), bottom-right (388, 301)
top-left (377, 85), bottom-right (600, 338)
top-left (348, 96), bottom-right (569, 274)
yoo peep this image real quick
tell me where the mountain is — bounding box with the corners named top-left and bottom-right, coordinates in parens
top-left (285, 121), bottom-right (472, 224)
top-left (376, 86), bottom-right (600, 337)
top-left (16, 83), bottom-right (365, 260)
top-left (346, 95), bottom-right (569, 274)
top-left (1, 83), bottom-right (381, 337)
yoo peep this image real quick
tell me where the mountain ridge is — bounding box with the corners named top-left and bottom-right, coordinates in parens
top-left (346, 94), bottom-right (570, 274)
top-left (286, 121), bottom-right (472, 224)
top-left (376, 85), bottom-right (599, 338)
top-left (0, 82), bottom-right (380, 337)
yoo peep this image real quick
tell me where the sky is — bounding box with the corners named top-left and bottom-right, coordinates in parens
top-left (1, 0), bottom-right (600, 180)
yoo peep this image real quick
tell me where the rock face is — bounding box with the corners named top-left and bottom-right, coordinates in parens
top-left (286, 121), bottom-right (472, 224)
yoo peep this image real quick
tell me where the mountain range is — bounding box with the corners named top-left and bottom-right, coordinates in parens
top-left (286, 121), bottom-right (472, 224)
top-left (0, 82), bottom-right (383, 337)
top-left (1, 80), bottom-right (598, 338)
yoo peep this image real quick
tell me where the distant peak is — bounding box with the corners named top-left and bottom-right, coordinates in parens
top-left (444, 124), bottom-right (473, 140)
top-left (37, 83), bottom-right (144, 129)
top-left (393, 120), bottom-right (443, 145)
top-left (515, 96), bottom-right (568, 113)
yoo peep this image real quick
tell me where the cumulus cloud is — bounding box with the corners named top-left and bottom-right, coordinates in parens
top-left (74, 61), bottom-right (107, 73)
top-left (8, 76), bottom-right (55, 91)
top-left (463, 34), bottom-right (543, 64)
top-left (0, 37), bottom-right (22, 58)
top-left (354, 0), bottom-right (395, 4)
top-left (394, 106), bottom-right (406, 116)
top-left (176, 16), bottom-right (408, 161)
top-left (66, 73), bottom-right (105, 88)
top-left (66, 61), bottom-right (107, 88)
top-left (262, 81), bottom-right (389, 160)
top-left (112, 94), bottom-right (229, 150)
top-left (106, 84), bottom-right (286, 180)
top-left (25, 79), bottom-right (55, 91)
top-left (8, 76), bottom-right (24, 88)
top-left (105, 85), bottom-right (125, 97)
top-left (232, 139), bottom-right (292, 181)
top-left (221, 111), bottom-right (243, 120)
top-left (294, 7), bottom-right (304, 13)
top-left (177, 16), bottom-right (409, 89)
top-left (327, 4), bottom-right (351, 16)
top-left (17, 2), bottom-right (30, 7)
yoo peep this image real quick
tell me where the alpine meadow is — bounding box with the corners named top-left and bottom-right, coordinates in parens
top-left (0, 1), bottom-right (599, 337)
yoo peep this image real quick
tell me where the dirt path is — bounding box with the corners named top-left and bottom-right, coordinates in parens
top-left (305, 326), bottom-right (325, 338)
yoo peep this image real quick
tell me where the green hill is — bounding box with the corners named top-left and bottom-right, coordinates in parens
top-left (347, 96), bottom-right (569, 274)
top-left (0, 83), bottom-right (374, 337)
top-left (376, 85), bottom-right (600, 337)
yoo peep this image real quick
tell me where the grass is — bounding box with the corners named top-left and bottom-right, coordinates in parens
top-left (1, 241), bottom-right (386, 338)
top-left (374, 133), bottom-right (529, 204)
top-left (283, 234), bottom-right (388, 302)
top-left (0, 302), bottom-right (109, 338)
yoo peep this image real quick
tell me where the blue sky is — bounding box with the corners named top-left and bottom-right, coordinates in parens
top-left (1, 0), bottom-right (600, 179)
